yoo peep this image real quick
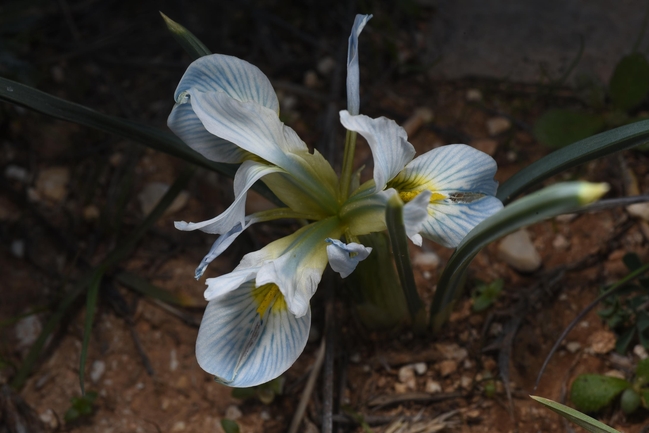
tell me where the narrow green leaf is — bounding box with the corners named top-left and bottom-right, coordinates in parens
top-left (79, 271), bottom-right (103, 395)
top-left (609, 53), bottom-right (649, 111)
top-left (430, 182), bottom-right (608, 324)
top-left (531, 396), bottom-right (623, 433)
top-left (533, 109), bottom-right (605, 148)
top-left (570, 374), bottom-right (630, 412)
top-left (160, 12), bottom-right (211, 60)
top-left (497, 119), bottom-right (649, 204)
top-left (11, 167), bottom-right (194, 390)
top-left (0, 76), bottom-right (281, 206)
top-left (385, 194), bottom-right (426, 330)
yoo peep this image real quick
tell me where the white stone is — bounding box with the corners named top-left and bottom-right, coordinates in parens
top-left (552, 234), bottom-right (570, 250)
top-left (413, 251), bottom-right (440, 268)
top-left (566, 342), bottom-right (581, 353)
top-left (627, 203), bottom-right (649, 221)
top-left (15, 315), bottom-right (41, 349)
top-left (425, 379), bottom-right (442, 393)
top-left (225, 405), bottom-right (242, 420)
top-left (436, 343), bottom-right (468, 361)
top-left (35, 166), bottom-right (70, 202)
top-left (317, 57), bottom-right (336, 76)
top-left (4, 165), bottom-right (29, 182)
top-left (90, 360), bottom-right (106, 383)
top-left (465, 88), bottom-right (483, 101)
top-left (398, 365), bottom-right (416, 390)
top-left (634, 344), bottom-right (648, 360)
top-left (486, 117), bottom-right (512, 136)
top-left (138, 182), bottom-right (189, 216)
top-left (413, 362), bottom-right (428, 375)
top-left (10, 239), bottom-right (25, 258)
top-left (171, 421), bottom-right (186, 431)
top-left (497, 229), bottom-right (542, 272)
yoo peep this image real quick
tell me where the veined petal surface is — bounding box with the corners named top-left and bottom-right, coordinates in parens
top-left (196, 281), bottom-right (310, 388)
top-left (173, 54), bottom-right (279, 112)
top-left (188, 89), bottom-right (306, 168)
top-left (256, 217), bottom-right (343, 318)
top-left (340, 111), bottom-right (415, 192)
top-left (402, 189), bottom-right (432, 246)
top-left (421, 195), bottom-right (504, 248)
top-left (391, 144), bottom-right (499, 195)
top-left (168, 102), bottom-right (247, 163)
top-left (174, 160), bottom-right (282, 234)
top-left (325, 238), bottom-right (372, 278)
top-left (346, 14), bottom-right (372, 115)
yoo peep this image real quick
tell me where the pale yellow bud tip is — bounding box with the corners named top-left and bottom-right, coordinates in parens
top-left (578, 182), bottom-right (610, 205)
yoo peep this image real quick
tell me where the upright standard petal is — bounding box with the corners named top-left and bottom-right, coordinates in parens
top-left (175, 160), bottom-right (282, 234)
top-left (346, 14), bottom-right (372, 115)
top-left (173, 54), bottom-right (280, 112)
top-left (196, 281), bottom-right (311, 387)
top-left (325, 238), bottom-right (372, 278)
top-left (340, 111), bottom-right (415, 192)
top-left (188, 90), bottom-right (307, 168)
top-left (256, 217), bottom-right (343, 318)
top-left (168, 102), bottom-right (247, 164)
top-left (389, 144), bottom-right (502, 248)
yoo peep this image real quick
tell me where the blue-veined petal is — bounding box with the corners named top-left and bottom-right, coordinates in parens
top-left (173, 54), bottom-right (279, 112)
top-left (188, 89), bottom-right (306, 168)
top-left (168, 102), bottom-right (247, 163)
top-left (175, 160), bottom-right (282, 234)
top-left (340, 111), bottom-right (416, 192)
top-left (346, 14), bottom-right (372, 115)
top-left (402, 189), bottom-right (432, 246)
top-left (421, 196), bottom-right (503, 248)
top-left (392, 144), bottom-right (499, 195)
top-left (325, 238), bottom-right (372, 278)
top-left (256, 217), bottom-right (343, 318)
top-left (196, 281), bottom-right (310, 388)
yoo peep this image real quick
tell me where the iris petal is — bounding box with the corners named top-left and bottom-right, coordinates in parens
top-left (325, 238), bottom-right (372, 278)
top-left (173, 54), bottom-right (280, 112)
top-left (168, 102), bottom-right (246, 163)
top-left (196, 281), bottom-right (310, 388)
top-left (346, 14), bottom-right (372, 115)
top-left (339, 111), bottom-right (416, 192)
top-left (174, 160), bottom-right (282, 234)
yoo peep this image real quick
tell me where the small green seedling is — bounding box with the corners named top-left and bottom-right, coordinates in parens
top-left (471, 279), bottom-right (504, 312)
top-left (64, 391), bottom-right (98, 423)
top-left (598, 253), bottom-right (649, 353)
top-left (231, 376), bottom-right (285, 404)
top-left (221, 419), bottom-right (241, 433)
top-left (570, 358), bottom-right (649, 414)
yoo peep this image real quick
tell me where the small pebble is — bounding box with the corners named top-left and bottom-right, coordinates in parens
top-left (317, 57), bottom-right (336, 76)
top-left (471, 138), bottom-right (498, 156)
top-left (604, 370), bottom-right (626, 379)
top-left (633, 344), bottom-right (648, 360)
top-left (627, 203), bottom-right (649, 221)
top-left (552, 234), bottom-right (570, 250)
top-left (498, 229), bottom-right (542, 272)
top-left (303, 70), bottom-right (320, 89)
top-left (35, 166), bottom-right (70, 203)
top-left (260, 410), bottom-right (271, 421)
top-left (10, 239), bottom-right (25, 258)
top-left (90, 360), bottom-right (106, 383)
top-left (565, 342), bottom-right (581, 353)
top-left (170, 349), bottom-right (179, 371)
top-left (413, 362), bottom-right (427, 375)
top-left (425, 379), bottom-right (442, 393)
top-left (4, 165), bottom-right (29, 182)
top-left (349, 353), bottom-right (361, 363)
top-left (225, 405), bottom-right (242, 420)
top-left (465, 88), bottom-right (483, 101)
top-left (397, 365), bottom-right (416, 390)
top-left (460, 375), bottom-right (473, 390)
top-left (15, 315), bottom-right (41, 350)
top-left (83, 205), bottom-right (100, 220)
top-left (589, 330), bottom-right (616, 354)
top-left (436, 343), bottom-right (468, 361)
top-left (39, 409), bottom-right (58, 429)
top-left (438, 359), bottom-right (458, 377)
top-left (486, 117), bottom-right (511, 136)
top-left (171, 421), bottom-right (186, 431)
top-left (413, 251), bottom-right (440, 268)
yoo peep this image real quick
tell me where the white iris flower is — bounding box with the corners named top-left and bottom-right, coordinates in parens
top-left (168, 14), bottom-right (502, 387)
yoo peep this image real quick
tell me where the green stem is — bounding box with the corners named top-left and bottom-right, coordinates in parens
top-left (339, 130), bottom-right (358, 200)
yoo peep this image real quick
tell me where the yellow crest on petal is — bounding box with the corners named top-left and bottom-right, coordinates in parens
top-left (252, 283), bottom-right (287, 318)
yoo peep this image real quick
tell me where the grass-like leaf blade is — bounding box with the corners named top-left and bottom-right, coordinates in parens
top-left (531, 396), bottom-right (622, 433)
top-left (497, 119), bottom-right (649, 204)
top-left (79, 272), bottom-right (103, 395)
top-left (160, 12), bottom-right (211, 60)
